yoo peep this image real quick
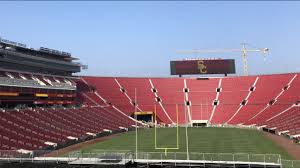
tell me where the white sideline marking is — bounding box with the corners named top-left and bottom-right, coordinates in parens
top-left (246, 74), bottom-right (298, 123)
top-left (208, 78), bottom-right (222, 123)
top-left (149, 79), bottom-right (174, 124)
top-left (184, 79), bottom-right (192, 124)
top-left (226, 77), bottom-right (259, 124)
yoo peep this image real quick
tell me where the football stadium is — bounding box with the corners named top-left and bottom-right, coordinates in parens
top-left (1, 2), bottom-right (300, 168)
top-left (0, 35), bottom-right (299, 168)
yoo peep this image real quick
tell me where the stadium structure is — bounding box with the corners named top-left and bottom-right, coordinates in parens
top-left (0, 37), bottom-right (299, 168)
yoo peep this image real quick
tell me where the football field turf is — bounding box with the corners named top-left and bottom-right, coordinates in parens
top-left (80, 127), bottom-right (292, 160)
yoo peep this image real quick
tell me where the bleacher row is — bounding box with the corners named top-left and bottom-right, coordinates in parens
top-left (0, 106), bottom-right (135, 151)
top-left (81, 73), bottom-right (300, 137)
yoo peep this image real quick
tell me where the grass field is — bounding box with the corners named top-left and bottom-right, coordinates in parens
top-left (80, 127), bottom-right (292, 160)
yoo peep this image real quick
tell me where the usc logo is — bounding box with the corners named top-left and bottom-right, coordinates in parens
top-left (197, 60), bottom-right (207, 74)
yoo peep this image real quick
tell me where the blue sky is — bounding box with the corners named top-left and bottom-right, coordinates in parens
top-left (1, 1), bottom-right (300, 77)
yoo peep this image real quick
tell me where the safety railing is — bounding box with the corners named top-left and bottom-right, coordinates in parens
top-left (1, 150), bottom-right (299, 168)
top-left (282, 160), bottom-right (300, 168)
top-left (135, 152), bottom-right (281, 164)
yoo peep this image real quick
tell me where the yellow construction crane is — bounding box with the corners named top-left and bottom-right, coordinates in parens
top-left (176, 43), bottom-right (269, 76)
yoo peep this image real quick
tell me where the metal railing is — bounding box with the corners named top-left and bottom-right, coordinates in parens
top-left (0, 150), bottom-right (299, 168)
top-left (135, 152), bottom-right (281, 164)
top-left (282, 160), bottom-right (300, 168)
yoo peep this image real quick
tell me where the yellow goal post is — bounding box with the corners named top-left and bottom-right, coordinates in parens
top-left (154, 103), bottom-right (179, 156)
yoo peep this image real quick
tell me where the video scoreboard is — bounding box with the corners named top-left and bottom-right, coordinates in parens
top-left (170, 59), bottom-right (236, 75)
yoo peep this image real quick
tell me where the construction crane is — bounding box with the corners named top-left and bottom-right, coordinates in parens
top-left (176, 43), bottom-right (269, 76)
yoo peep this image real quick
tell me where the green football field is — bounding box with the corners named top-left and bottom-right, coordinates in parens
top-left (79, 127), bottom-right (292, 160)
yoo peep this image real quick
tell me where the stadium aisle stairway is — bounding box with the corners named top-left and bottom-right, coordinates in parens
top-left (228, 74), bottom-right (293, 124)
top-left (245, 74), bottom-right (300, 125)
top-left (82, 77), bottom-right (134, 114)
top-left (151, 78), bottom-right (186, 124)
top-left (116, 78), bottom-right (155, 114)
top-left (211, 76), bottom-right (256, 124)
top-left (186, 78), bottom-right (219, 122)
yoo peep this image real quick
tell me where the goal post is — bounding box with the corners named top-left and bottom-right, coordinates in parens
top-left (154, 103), bottom-right (179, 156)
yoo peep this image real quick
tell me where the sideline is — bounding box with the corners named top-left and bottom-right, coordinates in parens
top-left (44, 132), bottom-right (125, 157)
top-left (263, 132), bottom-right (300, 160)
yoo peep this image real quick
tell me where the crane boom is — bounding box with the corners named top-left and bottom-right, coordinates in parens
top-left (176, 49), bottom-right (261, 54)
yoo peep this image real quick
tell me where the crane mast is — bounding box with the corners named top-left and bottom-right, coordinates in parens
top-left (242, 43), bottom-right (248, 76)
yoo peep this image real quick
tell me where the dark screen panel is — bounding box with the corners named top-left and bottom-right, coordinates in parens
top-left (170, 59), bottom-right (236, 75)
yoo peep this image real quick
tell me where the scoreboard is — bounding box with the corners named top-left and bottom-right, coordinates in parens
top-left (170, 59), bottom-right (236, 75)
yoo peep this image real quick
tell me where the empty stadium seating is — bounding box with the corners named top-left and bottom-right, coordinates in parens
top-left (211, 76), bottom-right (256, 124)
top-left (82, 77), bottom-right (134, 114)
top-left (1, 72), bottom-right (300, 152)
top-left (0, 107), bottom-right (136, 151)
top-left (245, 74), bottom-right (299, 125)
top-left (80, 72), bottom-right (300, 136)
top-left (186, 78), bottom-right (219, 121)
top-left (263, 106), bottom-right (300, 136)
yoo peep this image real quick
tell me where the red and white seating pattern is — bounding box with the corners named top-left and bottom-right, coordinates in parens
top-left (0, 107), bottom-right (135, 151)
top-left (81, 73), bottom-right (300, 136)
top-left (1, 72), bottom-right (299, 152)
